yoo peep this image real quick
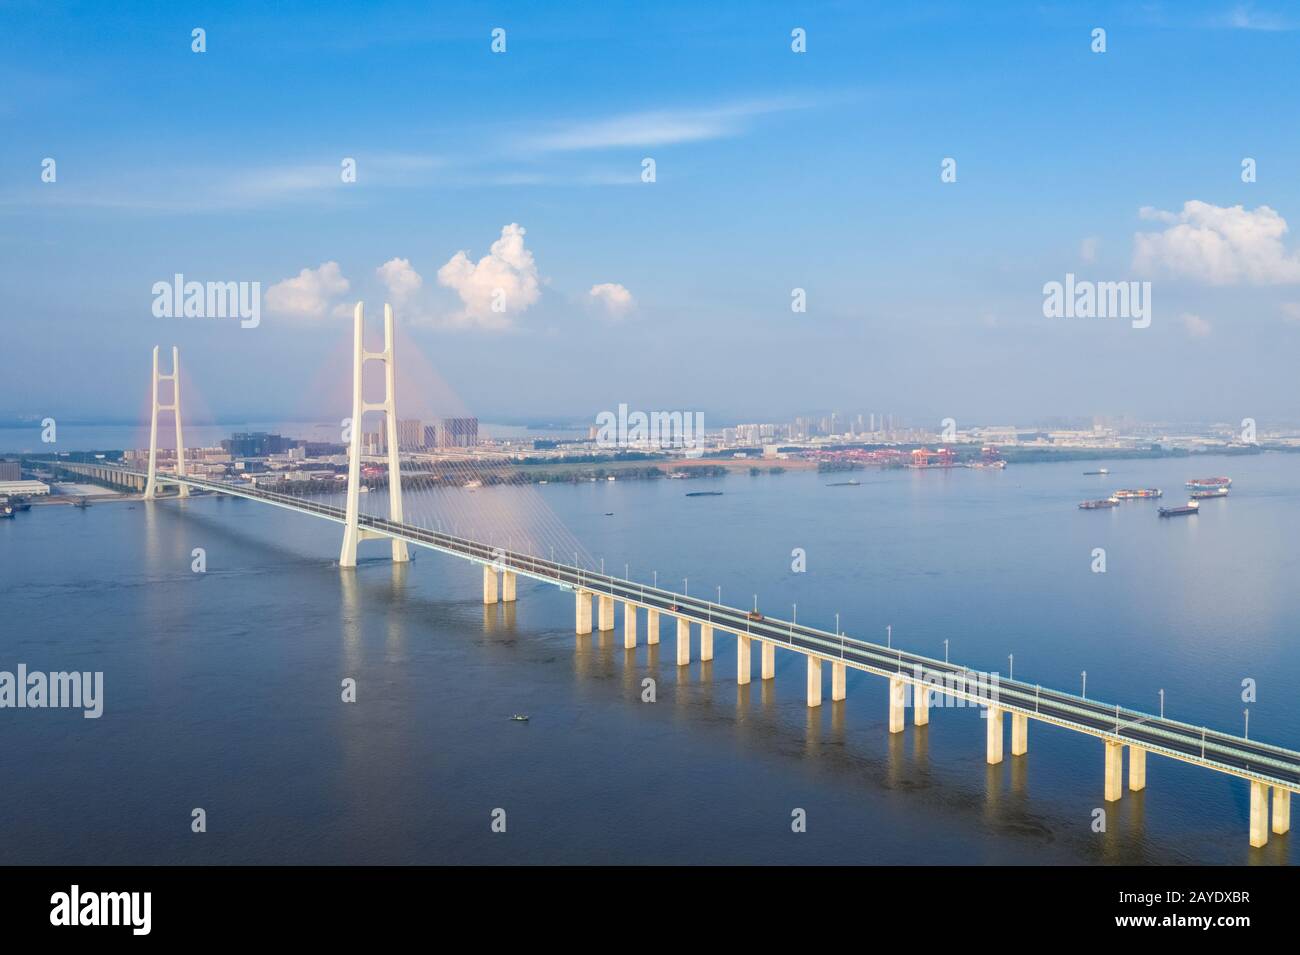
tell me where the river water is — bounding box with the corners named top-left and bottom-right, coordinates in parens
top-left (2, 454), bottom-right (1297, 864)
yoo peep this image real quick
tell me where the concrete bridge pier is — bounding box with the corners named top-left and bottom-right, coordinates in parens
top-left (597, 595), bottom-right (614, 631)
top-left (806, 657), bottom-right (822, 707)
top-left (646, 608), bottom-right (660, 645)
top-left (889, 677), bottom-right (905, 734)
top-left (483, 566), bottom-right (498, 605)
top-left (914, 682), bottom-right (930, 726)
top-left (501, 571), bottom-right (516, 603)
top-left (699, 625), bottom-right (714, 662)
top-left (1128, 746), bottom-right (1145, 791)
top-left (831, 663), bottom-right (846, 701)
top-left (676, 618), bottom-right (690, 666)
top-left (1012, 713), bottom-right (1028, 757)
top-left (1250, 781), bottom-right (1269, 847)
top-left (623, 603), bottom-right (637, 649)
top-left (737, 635), bottom-right (751, 685)
top-left (986, 706), bottom-right (1004, 764)
top-left (1273, 787), bottom-right (1291, 835)
top-left (761, 642), bottom-right (775, 680)
top-left (1104, 740), bottom-right (1123, 802)
top-left (575, 591), bottom-right (592, 635)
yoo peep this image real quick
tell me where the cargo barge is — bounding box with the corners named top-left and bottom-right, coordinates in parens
top-left (1159, 501), bottom-right (1200, 517)
top-left (1186, 477), bottom-right (1231, 491)
top-left (1079, 497), bottom-right (1120, 510)
top-left (1113, 488), bottom-right (1163, 499)
top-left (1190, 487), bottom-right (1229, 500)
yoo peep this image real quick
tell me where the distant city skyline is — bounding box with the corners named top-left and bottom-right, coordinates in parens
top-left (5, 406), bottom-right (1295, 459)
top-left (6, 2), bottom-right (1300, 427)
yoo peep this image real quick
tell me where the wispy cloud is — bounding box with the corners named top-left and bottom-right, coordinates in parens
top-left (1180, 312), bottom-right (1212, 338)
top-left (1210, 3), bottom-right (1296, 31)
top-left (0, 153), bottom-right (443, 215)
top-left (0, 96), bottom-right (817, 217)
top-left (518, 97), bottom-right (810, 153)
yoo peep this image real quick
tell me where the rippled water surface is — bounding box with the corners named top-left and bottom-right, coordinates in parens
top-left (2, 454), bottom-right (1297, 864)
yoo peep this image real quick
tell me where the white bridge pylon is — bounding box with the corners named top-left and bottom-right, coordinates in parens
top-left (144, 345), bottom-right (188, 500)
top-left (339, 302), bottom-right (409, 567)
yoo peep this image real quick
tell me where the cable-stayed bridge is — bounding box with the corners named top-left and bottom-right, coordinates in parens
top-left (38, 302), bottom-right (1300, 850)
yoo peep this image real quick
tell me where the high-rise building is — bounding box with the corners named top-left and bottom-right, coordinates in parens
top-left (397, 419), bottom-right (423, 451)
top-left (438, 417), bottom-right (478, 448)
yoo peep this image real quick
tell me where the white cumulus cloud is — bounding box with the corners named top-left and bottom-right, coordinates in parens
top-left (376, 257), bottom-right (423, 304)
top-left (1133, 201), bottom-right (1300, 285)
top-left (436, 223), bottom-right (541, 330)
top-left (265, 261), bottom-right (350, 318)
top-left (588, 282), bottom-right (635, 318)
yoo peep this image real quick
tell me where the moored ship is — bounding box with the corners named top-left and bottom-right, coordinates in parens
top-left (1186, 476), bottom-right (1231, 491)
top-left (1113, 488), bottom-right (1163, 499)
top-left (1190, 487), bottom-right (1229, 500)
top-left (1078, 497), bottom-right (1120, 509)
top-left (1159, 501), bottom-right (1199, 517)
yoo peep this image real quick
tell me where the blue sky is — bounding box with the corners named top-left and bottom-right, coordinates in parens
top-left (4, 0), bottom-right (1300, 429)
